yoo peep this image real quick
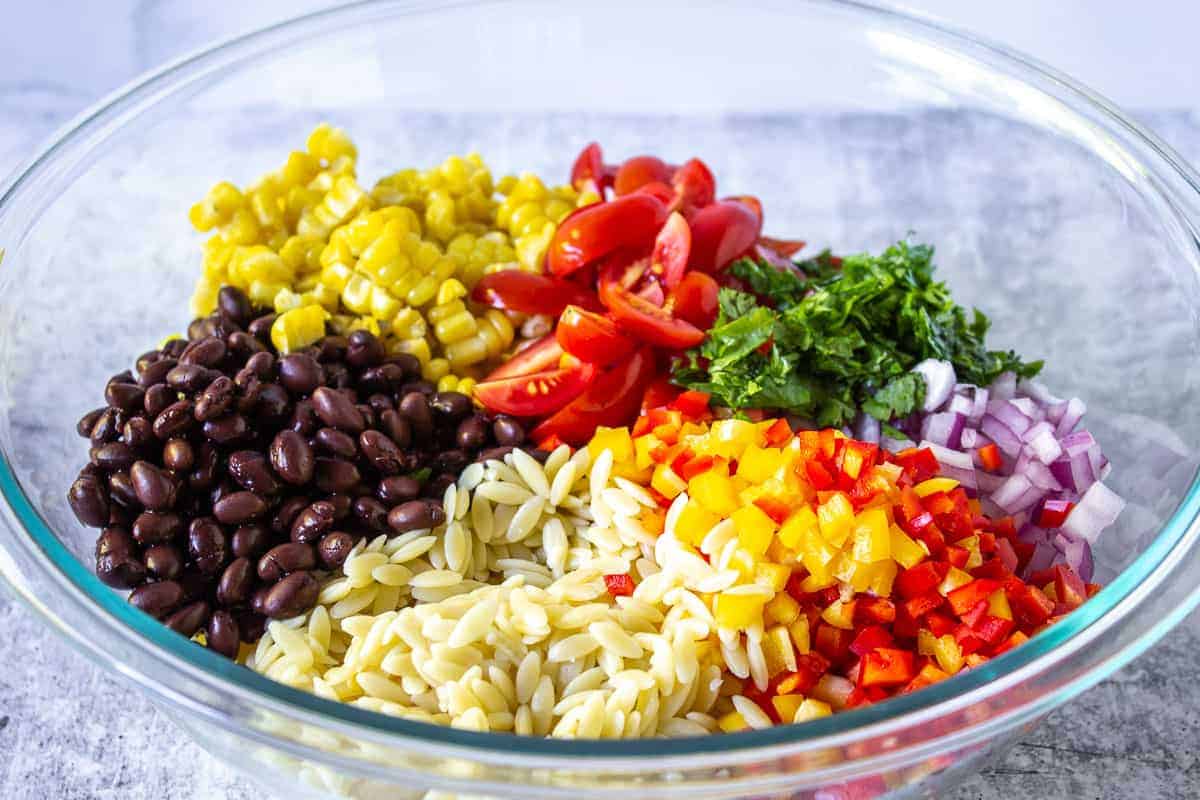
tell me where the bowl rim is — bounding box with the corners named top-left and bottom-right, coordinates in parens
top-left (2, 0), bottom-right (1200, 768)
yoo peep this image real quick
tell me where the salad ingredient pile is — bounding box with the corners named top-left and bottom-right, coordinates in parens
top-left (67, 126), bottom-right (1125, 738)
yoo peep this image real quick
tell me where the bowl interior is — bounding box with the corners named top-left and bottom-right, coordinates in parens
top-left (1, 0), bottom-right (1198, 754)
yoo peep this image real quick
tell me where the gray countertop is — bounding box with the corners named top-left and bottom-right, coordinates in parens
top-left (1, 3), bottom-right (1199, 799)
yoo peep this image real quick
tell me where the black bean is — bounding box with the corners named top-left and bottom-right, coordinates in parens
top-left (386, 353), bottom-right (421, 380)
top-left (455, 416), bottom-right (489, 450)
top-left (94, 442), bottom-right (136, 472)
top-left (218, 286), bottom-right (253, 326)
top-left (132, 511), bottom-right (184, 546)
top-left (188, 517), bottom-right (229, 574)
top-left (153, 400), bottom-right (194, 439)
top-left (212, 491), bottom-right (267, 525)
top-left (247, 313), bottom-right (277, 342)
top-left (163, 339), bottom-right (188, 358)
top-left (122, 416), bottom-right (155, 450)
top-left (269, 430), bottom-right (314, 486)
top-left (262, 571), bottom-right (319, 619)
top-left (95, 527), bottom-right (146, 588)
top-left (255, 384), bottom-right (291, 421)
top-left (216, 557), bottom-right (255, 607)
top-left (271, 495), bottom-right (311, 535)
top-left (366, 392), bottom-right (395, 414)
top-left (143, 384), bottom-right (175, 417)
top-left (358, 430), bottom-right (404, 475)
top-left (243, 351), bottom-right (276, 381)
top-left (108, 471), bottom-right (140, 507)
top-left (137, 358), bottom-right (177, 388)
top-left (278, 353), bottom-right (323, 396)
top-left (311, 386), bottom-right (365, 433)
top-left (314, 427), bottom-right (357, 459)
top-left (431, 391), bottom-right (472, 421)
top-left (77, 408), bottom-right (105, 439)
top-left (89, 408), bottom-right (123, 444)
top-left (355, 403), bottom-right (377, 430)
top-left (176, 568), bottom-right (210, 602)
top-left (187, 318), bottom-right (216, 341)
top-left (317, 532), bottom-right (355, 569)
top-left (257, 542), bottom-right (316, 582)
top-left (378, 409), bottom-right (412, 450)
top-left (144, 543), bottom-right (184, 581)
top-left (314, 457), bottom-right (360, 493)
top-left (314, 335), bottom-right (349, 364)
top-left (165, 600), bottom-right (210, 637)
top-left (105, 382), bottom-right (146, 413)
top-left (432, 449), bottom-right (469, 475)
top-left (129, 580), bottom-right (184, 619)
top-left (231, 524), bottom-right (270, 558)
top-left (202, 413), bottom-right (249, 445)
top-left (227, 331), bottom-right (266, 359)
top-left (288, 398), bottom-right (319, 435)
top-left (346, 329), bottom-right (384, 368)
top-left (165, 364), bottom-right (215, 393)
top-left (179, 336), bottom-right (227, 368)
top-left (377, 475), bottom-right (421, 506)
top-left (398, 392), bottom-right (433, 444)
top-left (401, 380), bottom-right (436, 396)
top-left (290, 500), bottom-right (335, 544)
top-left (386, 499), bottom-right (445, 533)
top-left (188, 442), bottom-right (219, 490)
top-left (475, 446), bottom-right (514, 463)
top-left (250, 585), bottom-right (271, 616)
top-left (135, 350), bottom-right (162, 373)
top-left (492, 415), bottom-right (525, 446)
top-left (226, 450), bottom-right (280, 495)
top-left (236, 611), bottom-right (267, 643)
top-left (359, 364), bottom-right (405, 395)
top-left (323, 362), bottom-right (352, 389)
top-left (68, 474), bottom-right (110, 527)
top-left (423, 473), bottom-right (456, 500)
top-left (352, 496), bottom-right (389, 532)
top-left (130, 461), bottom-right (178, 510)
top-left (194, 375), bottom-right (235, 421)
top-left (108, 505), bottom-right (134, 527)
top-left (325, 493), bottom-right (352, 520)
top-left (162, 438), bottom-right (195, 472)
top-left (207, 610), bottom-right (240, 658)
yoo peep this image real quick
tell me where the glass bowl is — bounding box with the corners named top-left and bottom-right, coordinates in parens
top-left (2, 1), bottom-right (1199, 797)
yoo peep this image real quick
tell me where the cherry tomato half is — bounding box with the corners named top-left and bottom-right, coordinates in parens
top-left (635, 181), bottom-right (675, 206)
top-left (570, 142), bottom-right (606, 192)
top-left (688, 199), bottom-right (762, 273)
top-left (671, 158), bottom-right (716, 215)
top-left (759, 235), bottom-right (806, 257)
top-left (555, 305), bottom-right (636, 365)
top-left (474, 362), bottom-right (596, 417)
top-left (649, 211), bottom-right (691, 290)
top-left (614, 156), bottom-right (674, 196)
top-left (641, 376), bottom-right (682, 412)
top-left (547, 194), bottom-right (667, 277)
top-left (483, 334), bottom-right (564, 381)
top-left (669, 271), bottom-right (720, 329)
top-left (724, 194), bottom-right (763, 225)
top-left (471, 270), bottom-right (600, 317)
top-left (599, 276), bottom-right (705, 350)
top-left (531, 347), bottom-right (658, 445)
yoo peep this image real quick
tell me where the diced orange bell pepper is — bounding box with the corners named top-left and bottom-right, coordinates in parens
top-left (859, 648), bottom-right (916, 687)
top-left (813, 623), bottom-right (855, 665)
top-left (763, 417), bottom-right (793, 447)
top-left (849, 625), bottom-right (894, 657)
top-left (946, 578), bottom-right (1003, 617)
top-left (1052, 564), bottom-right (1088, 609)
top-left (901, 662), bottom-right (951, 693)
top-left (805, 460), bottom-right (837, 491)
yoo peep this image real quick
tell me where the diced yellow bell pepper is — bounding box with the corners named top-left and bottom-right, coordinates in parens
top-left (762, 625), bottom-right (797, 676)
top-left (709, 419), bottom-right (760, 459)
top-left (938, 566), bottom-right (974, 596)
top-left (987, 589), bottom-right (1013, 621)
top-left (732, 504), bottom-right (778, 557)
top-left (914, 477), bottom-right (959, 498)
top-left (799, 570), bottom-right (837, 593)
top-left (817, 493), bottom-right (855, 547)
top-left (799, 527), bottom-right (839, 579)
top-left (792, 698), bottom-right (832, 723)
top-left (729, 549), bottom-right (757, 581)
top-left (772, 694), bottom-right (806, 723)
top-left (754, 562), bottom-right (791, 593)
top-left (651, 464), bottom-right (687, 500)
top-left (589, 427), bottom-right (634, 466)
top-left (788, 614), bottom-right (811, 654)
top-left (689, 470), bottom-right (739, 516)
top-left (270, 304), bottom-right (329, 354)
top-left (715, 591), bottom-right (769, 629)
top-left (821, 599), bottom-right (856, 630)
top-left (718, 711), bottom-right (750, 733)
top-left (933, 634), bottom-right (963, 674)
top-left (779, 506), bottom-right (819, 550)
top-left (634, 434), bottom-right (661, 470)
top-left (917, 629), bottom-right (938, 656)
top-left (867, 559), bottom-right (897, 597)
top-left (889, 525), bottom-right (928, 569)
top-left (851, 507), bottom-right (891, 563)
top-left (737, 445), bottom-right (784, 484)
top-left (765, 592), bottom-right (801, 626)
top-left (673, 500), bottom-right (721, 546)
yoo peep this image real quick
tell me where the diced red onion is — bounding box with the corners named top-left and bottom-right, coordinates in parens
top-left (882, 435), bottom-right (915, 452)
top-left (854, 412), bottom-right (881, 444)
top-left (991, 371), bottom-right (1017, 400)
top-left (1054, 397), bottom-right (1087, 437)
top-left (961, 428), bottom-right (979, 449)
top-left (1023, 459), bottom-right (1063, 492)
top-left (948, 393), bottom-right (975, 417)
top-left (1062, 481), bottom-right (1126, 544)
top-left (919, 412), bottom-right (965, 449)
top-left (976, 471), bottom-right (1007, 495)
top-left (1009, 397), bottom-right (1041, 420)
top-left (920, 441), bottom-right (974, 472)
top-left (1024, 540), bottom-right (1059, 577)
top-left (913, 359), bottom-right (956, 412)
top-left (991, 474), bottom-right (1044, 514)
top-left (1018, 378), bottom-right (1063, 406)
top-left (1052, 533), bottom-right (1095, 583)
top-left (1024, 422), bottom-right (1063, 464)
top-left (981, 414), bottom-right (1022, 456)
top-left (986, 398), bottom-right (1034, 436)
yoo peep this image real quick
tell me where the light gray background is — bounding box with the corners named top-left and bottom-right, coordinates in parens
top-left (1, 2), bottom-right (1198, 798)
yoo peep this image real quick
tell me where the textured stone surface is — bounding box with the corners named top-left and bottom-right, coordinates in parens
top-left (2, 4), bottom-right (1200, 799)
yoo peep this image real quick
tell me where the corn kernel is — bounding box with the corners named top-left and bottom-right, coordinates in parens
top-left (423, 357), bottom-right (451, 381)
top-left (270, 305), bottom-right (329, 354)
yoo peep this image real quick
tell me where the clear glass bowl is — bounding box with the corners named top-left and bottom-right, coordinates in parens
top-left (2, 1), bottom-right (1199, 797)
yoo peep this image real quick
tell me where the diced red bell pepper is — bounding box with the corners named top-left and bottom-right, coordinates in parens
top-left (771, 652), bottom-right (831, 696)
top-left (762, 417), bottom-right (793, 447)
top-left (947, 578), bottom-right (1003, 617)
top-left (977, 532), bottom-right (996, 554)
top-left (849, 625), bottom-right (895, 657)
top-left (670, 389), bottom-right (711, 419)
top-left (960, 599), bottom-right (990, 629)
top-left (536, 434), bottom-right (566, 452)
top-left (953, 624), bottom-right (986, 656)
top-left (904, 591), bottom-right (945, 620)
top-left (854, 596), bottom-right (897, 625)
top-left (992, 630), bottom-right (1029, 656)
top-left (896, 562), bottom-right (949, 600)
top-left (805, 460), bottom-right (837, 490)
top-left (631, 415), bottom-right (652, 437)
top-left (990, 516), bottom-right (1017, 539)
top-left (1038, 499), bottom-right (1075, 529)
top-left (994, 539), bottom-right (1019, 573)
top-left (977, 442), bottom-right (1003, 472)
top-left (845, 685), bottom-right (890, 707)
top-left (892, 604), bottom-right (921, 639)
top-left (973, 615), bottom-right (1015, 647)
top-left (944, 545), bottom-right (970, 569)
top-left (902, 662), bottom-right (951, 694)
top-left (754, 495), bottom-right (793, 525)
top-left (894, 447), bottom-right (940, 483)
top-left (1009, 584), bottom-right (1055, 628)
top-left (677, 454), bottom-right (715, 481)
top-left (603, 574), bottom-right (635, 597)
top-left (859, 648), bottom-right (916, 687)
top-left (814, 623), bottom-right (855, 665)
top-left (972, 557), bottom-right (1014, 581)
top-left (925, 611), bottom-right (958, 637)
top-left (1086, 583), bottom-right (1102, 598)
top-left (838, 440), bottom-right (879, 482)
top-left (1052, 564), bottom-right (1088, 609)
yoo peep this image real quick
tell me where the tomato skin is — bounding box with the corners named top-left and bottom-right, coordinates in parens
top-left (635, 181), bottom-right (675, 206)
top-left (547, 194), bottom-right (667, 277)
top-left (471, 270), bottom-right (600, 316)
top-left (483, 334), bottom-right (564, 381)
top-left (669, 271), bottom-right (720, 329)
top-left (474, 363), bottom-right (596, 417)
top-left (570, 142), bottom-right (606, 191)
top-left (758, 235), bottom-right (805, 257)
top-left (555, 305), bottom-right (636, 365)
top-left (531, 347), bottom-right (658, 445)
top-left (649, 211), bottom-right (692, 289)
top-left (671, 158), bottom-right (716, 214)
top-left (614, 156), bottom-right (674, 196)
top-left (724, 194), bottom-right (763, 225)
top-left (600, 279), bottom-right (705, 349)
top-left (687, 199), bottom-right (762, 272)
top-left (641, 376), bottom-right (682, 412)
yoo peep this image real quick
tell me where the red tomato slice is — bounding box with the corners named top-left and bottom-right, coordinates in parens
top-left (688, 199), bottom-right (762, 273)
top-left (641, 376), bottom-right (682, 412)
top-left (532, 347), bottom-right (658, 445)
top-left (669, 271), bottom-right (720, 329)
top-left (599, 279), bottom-right (705, 349)
top-left (555, 305), bottom-right (636, 365)
top-left (759, 235), bottom-right (806, 257)
top-left (570, 142), bottom-right (605, 192)
top-left (547, 194), bottom-right (667, 277)
top-left (724, 194), bottom-right (763, 225)
top-left (635, 281), bottom-right (665, 307)
top-left (648, 211), bottom-right (692, 289)
top-left (614, 156), bottom-right (674, 196)
top-left (635, 181), bottom-right (675, 206)
top-left (474, 362), bottom-right (596, 417)
top-left (671, 158), bottom-right (716, 215)
top-left (471, 270), bottom-right (600, 316)
top-left (483, 334), bottom-right (564, 381)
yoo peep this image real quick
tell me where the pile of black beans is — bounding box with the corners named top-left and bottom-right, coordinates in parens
top-left (67, 286), bottom-right (527, 658)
